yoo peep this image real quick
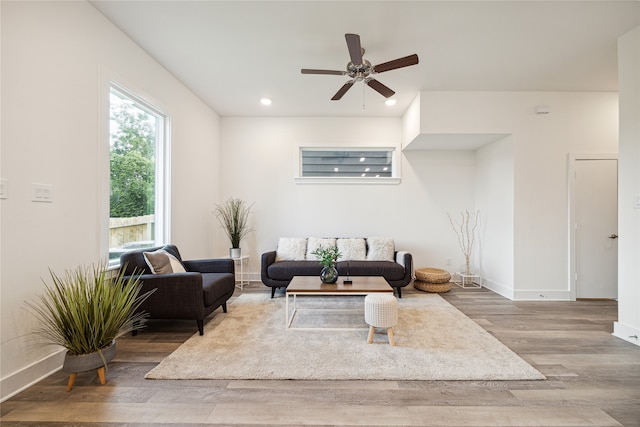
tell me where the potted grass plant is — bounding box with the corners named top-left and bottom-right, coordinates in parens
top-left (214, 197), bottom-right (254, 258)
top-left (25, 262), bottom-right (154, 390)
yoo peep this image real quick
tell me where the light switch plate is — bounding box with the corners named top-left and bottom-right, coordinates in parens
top-left (635, 194), bottom-right (640, 209)
top-left (32, 183), bottom-right (53, 203)
top-left (0, 179), bottom-right (7, 199)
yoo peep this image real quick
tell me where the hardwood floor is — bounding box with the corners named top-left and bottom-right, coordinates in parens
top-left (2, 284), bottom-right (639, 426)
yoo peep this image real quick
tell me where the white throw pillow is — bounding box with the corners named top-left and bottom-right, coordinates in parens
top-left (275, 237), bottom-right (307, 261)
top-left (306, 237), bottom-right (337, 260)
top-left (366, 237), bottom-right (395, 261)
top-left (336, 238), bottom-right (366, 261)
top-left (143, 249), bottom-right (187, 274)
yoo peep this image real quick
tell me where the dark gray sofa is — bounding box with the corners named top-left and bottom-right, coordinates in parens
top-left (261, 238), bottom-right (412, 298)
top-left (120, 244), bottom-right (235, 335)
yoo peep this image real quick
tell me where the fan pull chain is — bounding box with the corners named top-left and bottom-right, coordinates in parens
top-left (362, 82), bottom-right (366, 110)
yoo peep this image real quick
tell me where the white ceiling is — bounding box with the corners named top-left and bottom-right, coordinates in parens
top-left (90, 1), bottom-right (639, 118)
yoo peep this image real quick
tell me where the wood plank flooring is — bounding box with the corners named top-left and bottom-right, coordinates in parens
top-left (2, 284), bottom-right (639, 426)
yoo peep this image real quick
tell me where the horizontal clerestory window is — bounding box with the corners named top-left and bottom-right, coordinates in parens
top-left (297, 148), bottom-right (400, 184)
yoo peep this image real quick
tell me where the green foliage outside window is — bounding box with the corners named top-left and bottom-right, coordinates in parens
top-left (109, 95), bottom-right (156, 218)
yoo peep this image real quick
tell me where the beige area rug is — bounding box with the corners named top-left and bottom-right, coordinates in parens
top-left (145, 293), bottom-right (545, 381)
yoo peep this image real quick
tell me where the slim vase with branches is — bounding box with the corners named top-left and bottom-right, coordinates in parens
top-left (447, 210), bottom-right (479, 275)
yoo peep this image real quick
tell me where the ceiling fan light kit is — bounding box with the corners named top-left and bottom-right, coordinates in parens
top-left (301, 33), bottom-right (419, 101)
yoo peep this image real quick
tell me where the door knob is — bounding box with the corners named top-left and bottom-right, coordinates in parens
top-left (609, 234), bottom-right (618, 239)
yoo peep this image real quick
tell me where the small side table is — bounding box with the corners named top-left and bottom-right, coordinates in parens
top-left (452, 272), bottom-right (481, 289)
top-left (231, 255), bottom-right (250, 290)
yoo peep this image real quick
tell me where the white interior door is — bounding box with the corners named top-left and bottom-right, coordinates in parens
top-left (575, 159), bottom-right (618, 299)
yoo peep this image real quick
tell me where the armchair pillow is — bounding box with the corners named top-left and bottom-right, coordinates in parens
top-left (143, 248), bottom-right (187, 274)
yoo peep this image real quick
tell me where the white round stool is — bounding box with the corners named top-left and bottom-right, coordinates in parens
top-left (364, 293), bottom-right (398, 346)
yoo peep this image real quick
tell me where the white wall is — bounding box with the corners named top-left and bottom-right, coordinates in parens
top-left (219, 117), bottom-right (476, 275)
top-left (402, 94), bottom-right (421, 148)
top-left (222, 92), bottom-right (618, 300)
top-left (614, 27), bottom-right (640, 347)
top-left (0, 1), bottom-right (221, 400)
top-left (416, 91), bottom-right (618, 300)
top-left (475, 136), bottom-right (515, 298)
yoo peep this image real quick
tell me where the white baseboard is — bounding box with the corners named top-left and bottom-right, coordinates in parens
top-left (480, 277), bottom-right (515, 300)
top-left (479, 278), bottom-right (571, 301)
top-left (512, 289), bottom-right (571, 301)
top-left (613, 322), bottom-right (640, 347)
top-left (246, 272), bottom-right (261, 283)
top-left (0, 349), bottom-right (65, 402)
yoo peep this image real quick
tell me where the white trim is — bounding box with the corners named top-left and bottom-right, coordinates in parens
top-left (295, 177), bottom-right (401, 185)
top-left (512, 289), bottom-right (572, 301)
top-left (0, 349), bottom-right (65, 402)
top-left (106, 78), bottom-right (172, 267)
top-left (480, 277), bottom-right (514, 300)
top-left (613, 321), bottom-right (640, 347)
top-left (567, 153), bottom-right (618, 301)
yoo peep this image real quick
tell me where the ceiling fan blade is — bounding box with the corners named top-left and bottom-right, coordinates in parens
top-left (331, 81), bottom-right (355, 100)
top-left (366, 79), bottom-right (395, 98)
top-left (345, 33), bottom-right (363, 66)
top-left (301, 69), bottom-right (346, 75)
top-left (373, 54), bottom-right (419, 73)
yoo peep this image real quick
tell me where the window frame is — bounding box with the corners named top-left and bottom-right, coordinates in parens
top-left (106, 81), bottom-right (171, 268)
top-left (295, 146), bottom-right (401, 185)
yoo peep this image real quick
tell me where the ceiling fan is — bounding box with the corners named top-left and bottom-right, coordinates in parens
top-left (301, 33), bottom-right (419, 101)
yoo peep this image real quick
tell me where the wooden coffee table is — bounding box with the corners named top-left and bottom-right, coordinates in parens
top-left (285, 276), bottom-right (393, 330)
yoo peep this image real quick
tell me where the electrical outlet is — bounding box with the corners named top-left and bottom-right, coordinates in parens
top-left (634, 194), bottom-right (640, 209)
top-left (446, 258), bottom-right (452, 266)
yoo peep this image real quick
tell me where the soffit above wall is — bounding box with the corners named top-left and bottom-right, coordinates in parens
top-left (403, 133), bottom-right (510, 151)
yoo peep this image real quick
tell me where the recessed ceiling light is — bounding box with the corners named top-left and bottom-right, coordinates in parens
top-left (385, 99), bottom-right (397, 106)
top-left (260, 98), bottom-right (272, 106)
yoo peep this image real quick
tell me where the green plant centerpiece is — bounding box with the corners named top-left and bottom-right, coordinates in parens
top-left (214, 197), bottom-right (254, 258)
top-left (25, 263), bottom-right (154, 391)
top-left (311, 246), bottom-right (342, 284)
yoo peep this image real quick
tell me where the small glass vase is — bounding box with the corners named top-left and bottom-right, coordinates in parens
top-left (320, 265), bottom-right (338, 284)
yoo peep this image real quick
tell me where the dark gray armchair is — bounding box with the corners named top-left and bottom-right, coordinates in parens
top-left (119, 245), bottom-right (235, 335)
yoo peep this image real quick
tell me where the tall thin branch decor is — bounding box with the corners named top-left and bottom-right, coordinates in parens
top-left (447, 210), bottom-right (480, 275)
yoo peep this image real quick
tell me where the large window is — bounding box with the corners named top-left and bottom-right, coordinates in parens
top-left (108, 84), bottom-right (169, 264)
top-left (297, 147), bottom-right (400, 184)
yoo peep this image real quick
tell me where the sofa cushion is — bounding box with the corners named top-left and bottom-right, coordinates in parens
top-left (201, 273), bottom-right (235, 307)
top-left (268, 261), bottom-right (323, 281)
top-left (336, 238), bottom-right (366, 261)
top-left (338, 261), bottom-right (406, 281)
top-left (306, 237), bottom-right (337, 260)
top-left (143, 248), bottom-right (186, 274)
top-left (366, 237), bottom-right (395, 261)
top-left (275, 237), bottom-right (307, 261)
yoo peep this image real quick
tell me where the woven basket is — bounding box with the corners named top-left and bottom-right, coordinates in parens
top-left (415, 268), bottom-right (451, 284)
top-left (414, 280), bottom-right (452, 293)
